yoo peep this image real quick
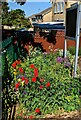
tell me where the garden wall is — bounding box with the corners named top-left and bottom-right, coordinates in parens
top-left (3, 29), bottom-right (81, 54)
top-left (33, 30), bottom-right (81, 52)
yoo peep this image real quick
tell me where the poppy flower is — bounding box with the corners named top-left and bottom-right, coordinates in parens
top-left (35, 108), bottom-right (40, 113)
top-left (21, 76), bottom-right (25, 81)
top-left (46, 82), bottom-right (50, 87)
top-left (39, 85), bottom-right (44, 89)
top-left (29, 116), bottom-right (34, 119)
top-left (19, 67), bottom-right (24, 73)
top-left (15, 84), bottom-right (18, 89)
top-left (15, 82), bottom-right (20, 89)
top-left (34, 68), bottom-right (38, 77)
top-left (32, 77), bottom-right (36, 82)
top-left (25, 78), bottom-right (29, 84)
top-left (30, 64), bottom-right (35, 68)
top-left (12, 63), bottom-right (16, 68)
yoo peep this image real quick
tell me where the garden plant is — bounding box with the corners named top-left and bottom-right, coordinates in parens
top-left (3, 46), bottom-right (81, 119)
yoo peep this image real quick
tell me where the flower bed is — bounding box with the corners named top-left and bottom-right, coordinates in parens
top-left (8, 47), bottom-right (81, 119)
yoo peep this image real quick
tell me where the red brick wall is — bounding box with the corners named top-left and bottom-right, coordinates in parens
top-left (33, 30), bottom-right (81, 52)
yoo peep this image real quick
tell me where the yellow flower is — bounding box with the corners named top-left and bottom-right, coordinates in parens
top-left (21, 81), bottom-right (25, 86)
top-left (13, 72), bottom-right (17, 75)
top-left (14, 69), bottom-right (17, 72)
top-left (18, 78), bottom-right (21, 82)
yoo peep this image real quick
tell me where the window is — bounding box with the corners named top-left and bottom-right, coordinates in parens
top-left (40, 16), bottom-right (42, 19)
top-left (54, 4), bottom-right (57, 13)
top-left (36, 16), bottom-right (39, 20)
top-left (54, 2), bottom-right (64, 14)
top-left (61, 2), bottom-right (64, 12)
top-left (32, 18), bottom-right (36, 22)
top-left (57, 2), bottom-right (61, 13)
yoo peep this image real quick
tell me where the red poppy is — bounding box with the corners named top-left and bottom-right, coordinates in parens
top-left (39, 85), bottom-right (44, 89)
top-left (18, 82), bottom-right (20, 85)
top-left (15, 82), bottom-right (20, 89)
top-left (25, 78), bottom-right (29, 84)
top-left (29, 116), bottom-right (34, 119)
top-left (34, 68), bottom-right (38, 77)
top-left (32, 77), bottom-right (36, 82)
top-left (35, 108), bottom-right (40, 113)
top-left (21, 76), bottom-right (25, 81)
top-left (30, 64), bottom-right (35, 69)
top-left (46, 82), bottom-right (50, 87)
top-left (12, 63), bottom-right (16, 68)
top-left (19, 67), bottom-right (24, 73)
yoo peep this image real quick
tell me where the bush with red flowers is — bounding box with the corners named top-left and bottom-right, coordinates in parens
top-left (10, 47), bottom-right (80, 118)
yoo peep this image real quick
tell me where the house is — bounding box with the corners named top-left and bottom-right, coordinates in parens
top-left (35, 7), bottom-right (52, 23)
top-left (50, 0), bottom-right (81, 24)
top-left (28, 14), bottom-right (37, 24)
top-left (28, 7), bottom-right (52, 24)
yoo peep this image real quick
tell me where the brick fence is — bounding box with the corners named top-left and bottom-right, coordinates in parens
top-left (3, 29), bottom-right (81, 53)
top-left (33, 30), bottom-right (81, 52)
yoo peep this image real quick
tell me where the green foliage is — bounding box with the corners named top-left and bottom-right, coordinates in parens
top-left (2, 2), bottom-right (9, 25)
top-left (68, 46), bottom-right (81, 56)
top-left (10, 47), bottom-right (81, 118)
top-left (8, 9), bottom-right (31, 28)
top-left (2, 2), bottom-right (31, 28)
top-left (79, 77), bottom-right (81, 95)
top-left (0, 54), bottom-right (2, 76)
top-left (2, 79), bottom-right (18, 119)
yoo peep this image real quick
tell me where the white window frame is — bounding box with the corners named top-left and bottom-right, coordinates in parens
top-left (61, 2), bottom-right (64, 13)
top-left (54, 3), bottom-right (57, 13)
top-left (57, 2), bottom-right (61, 13)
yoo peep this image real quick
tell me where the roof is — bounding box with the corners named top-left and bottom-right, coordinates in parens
top-left (28, 7), bottom-right (52, 19)
top-left (35, 7), bottom-right (52, 16)
top-left (28, 14), bottom-right (36, 19)
top-left (33, 22), bottom-right (65, 30)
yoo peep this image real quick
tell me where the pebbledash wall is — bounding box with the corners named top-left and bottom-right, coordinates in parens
top-left (33, 30), bottom-right (81, 52)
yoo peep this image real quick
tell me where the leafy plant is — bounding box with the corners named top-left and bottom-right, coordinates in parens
top-left (10, 47), bottom-right (81, 118)
top-left (68, 46), bottom-right (81, 56)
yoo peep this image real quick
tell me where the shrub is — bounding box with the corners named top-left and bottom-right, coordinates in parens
top-left (10, 47), bottom-right (81, 118)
